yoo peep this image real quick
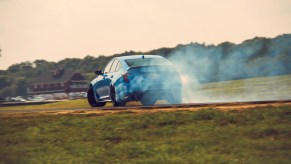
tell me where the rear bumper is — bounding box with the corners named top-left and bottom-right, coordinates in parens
top-left (124, 89), bottom-right (181, 102)
top-left (114, 78), bottom-right (182, 102)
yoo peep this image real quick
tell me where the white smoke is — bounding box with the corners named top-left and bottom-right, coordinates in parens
top-left (164, 37), bottom-right (291, 103)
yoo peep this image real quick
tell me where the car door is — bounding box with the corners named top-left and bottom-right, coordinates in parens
top-left (102, 59), bottom-right (119, 99)
top-left (94, 60), bottom-right (114, 100)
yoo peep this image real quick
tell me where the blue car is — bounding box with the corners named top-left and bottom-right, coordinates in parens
top-left (87, 55), bottom-right (182, 107)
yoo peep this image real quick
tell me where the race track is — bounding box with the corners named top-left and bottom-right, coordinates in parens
top-left (1, 99), bottom-right (291, 118)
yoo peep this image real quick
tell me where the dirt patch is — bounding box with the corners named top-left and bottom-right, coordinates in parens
top-left (1, 100), bottom-right (291, 118)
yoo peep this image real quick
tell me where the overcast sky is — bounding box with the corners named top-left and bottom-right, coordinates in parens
top-left (0, 0), bottom-right (290, 70)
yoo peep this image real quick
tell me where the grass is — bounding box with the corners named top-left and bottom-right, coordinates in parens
top-left (0, 106), bottom-right (291, 163)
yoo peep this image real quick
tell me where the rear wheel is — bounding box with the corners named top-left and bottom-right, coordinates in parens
top-left (110, 87), bottom-right (126, 107)
top-left (87, 86), bottom-right (106, 107)
top-left (141, 94), bottom-right (156, 106)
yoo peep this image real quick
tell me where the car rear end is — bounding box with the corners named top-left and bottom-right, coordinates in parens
top-left (115, 56), bottom-right (182, 104)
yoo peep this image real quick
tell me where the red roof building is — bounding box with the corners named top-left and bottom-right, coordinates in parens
top-left (27, 68), bottom-right (88, 99)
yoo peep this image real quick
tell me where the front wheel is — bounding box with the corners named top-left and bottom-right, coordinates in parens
top-left (87, 86), bottom-right (106, 107)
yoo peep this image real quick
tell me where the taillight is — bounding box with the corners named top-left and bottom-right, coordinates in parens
top-left (123, 73), bottom-right (129, 83)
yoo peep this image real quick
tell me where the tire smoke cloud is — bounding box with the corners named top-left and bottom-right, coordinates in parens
top-left (161, 34), bottom-right (291, 103)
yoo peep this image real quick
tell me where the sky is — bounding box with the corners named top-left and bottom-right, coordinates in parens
top-left (0, 0), bottom-right (290, 70)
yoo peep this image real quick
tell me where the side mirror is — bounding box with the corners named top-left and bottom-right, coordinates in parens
top-left (95, 70), bottom-right (103, 75)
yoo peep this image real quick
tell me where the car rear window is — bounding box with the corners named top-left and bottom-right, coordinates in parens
top-left (125, 58), bottom-right (170, 67)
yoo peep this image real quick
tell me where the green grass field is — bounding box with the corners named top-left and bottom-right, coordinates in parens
top-left (0, 75), bottom-right (291, 163)
top-left (0, 106), bottom-right (290, 163)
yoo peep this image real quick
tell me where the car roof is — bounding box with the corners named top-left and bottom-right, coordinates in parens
top-left (116, 55), bottom-right (164, 61)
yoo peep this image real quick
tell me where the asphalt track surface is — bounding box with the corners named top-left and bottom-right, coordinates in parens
top-left (1, 99), bottom-right (291, 114)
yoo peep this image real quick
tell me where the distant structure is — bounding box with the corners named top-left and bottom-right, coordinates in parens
top-left (27, 68), bottom-right (88, 99)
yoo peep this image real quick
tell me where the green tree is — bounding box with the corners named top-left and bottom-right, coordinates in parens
top-left (0, 87), bottom-right (15, 98)
top-left (0, 75), bottom-right (11, 89)
top-left (7, 62), bottom-right (33, 73)
top-left (14, 77), bottom-right (27, 96)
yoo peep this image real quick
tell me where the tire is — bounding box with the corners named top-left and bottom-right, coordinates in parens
top-left (110, 86), bottom-right (126, 107)
top-left (87, 86), bottom-right (106, 107)
top-left (141, 94), bottom-right (156, 106)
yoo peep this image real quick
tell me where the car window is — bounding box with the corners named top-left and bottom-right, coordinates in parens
top-left (115, 61), bottom-right (122, 72)
top-left (109, 60), bottom-right (119, 73)
top-left (103, 60), bottom-right (114, 74)
top-left (125, 58), bottom-right (170, 67)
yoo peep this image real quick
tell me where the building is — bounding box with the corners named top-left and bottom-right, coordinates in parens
top-left (27, 68), bottom-right (88, 99)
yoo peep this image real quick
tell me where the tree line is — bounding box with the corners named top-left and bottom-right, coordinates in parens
top-left (0, 34), bottom-right (290, 98)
